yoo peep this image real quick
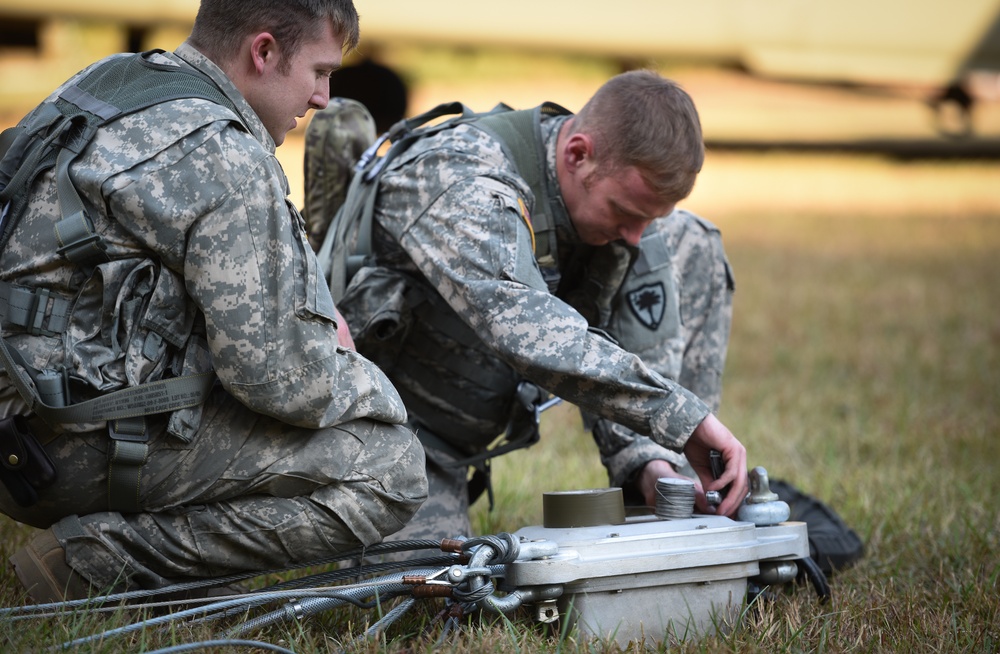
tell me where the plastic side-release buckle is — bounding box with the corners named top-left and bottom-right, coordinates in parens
top-left (54, 210), bottom-right (108, 266)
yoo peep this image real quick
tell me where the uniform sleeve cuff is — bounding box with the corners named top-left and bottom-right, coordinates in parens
top-left (650, 385), bottom-right (711, 450)
top-left (607, 440), bottom-right (688, 489)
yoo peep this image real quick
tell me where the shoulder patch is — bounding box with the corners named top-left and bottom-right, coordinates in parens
top-left (626, 282), bottom-right (667, 330)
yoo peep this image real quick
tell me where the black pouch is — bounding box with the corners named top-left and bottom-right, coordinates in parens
top-left (0, 416), bottom-right (58, 507)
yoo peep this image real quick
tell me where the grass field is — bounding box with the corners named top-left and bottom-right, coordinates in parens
top-left (1, 59), bottom-right (999, 652)
top-left (470, 151), bottom-right (1000, 652)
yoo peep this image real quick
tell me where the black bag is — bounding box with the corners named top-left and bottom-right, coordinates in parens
top-left (0, 416), bottom-right (57, 507)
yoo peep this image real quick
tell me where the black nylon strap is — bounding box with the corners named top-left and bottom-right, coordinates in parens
top-left (0, 322), bottom-right (215, 425)
top-left (107, 416), bottom-right (148, 513)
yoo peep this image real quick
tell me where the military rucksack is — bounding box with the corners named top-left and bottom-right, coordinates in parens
top-left (317, 100), bottom-right (571, 299)
top-left (0, 50), bottom-right (246, 511)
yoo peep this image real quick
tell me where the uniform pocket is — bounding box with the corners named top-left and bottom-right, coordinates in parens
top-left (289, 200), bottom-right (339, 324)
top-left (338, 265), bottom-right (414, 371)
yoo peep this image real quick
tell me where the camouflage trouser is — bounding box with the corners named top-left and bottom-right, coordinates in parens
top-left (303, 98), bottom-right (376, 251)
top-left (0, 389), bottom-right (427, 591)
top-left (379, 435), bottom-right (472, 553)
top-left (383, 211), bottom-right (734, 548)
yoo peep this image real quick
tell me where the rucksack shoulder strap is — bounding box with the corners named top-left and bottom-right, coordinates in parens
top-left (473, 101), bottom-right (571, 262)
top-left (320, 101), bottom-right (571, 299)
top-left (321, 101), bottom-right (480, 298)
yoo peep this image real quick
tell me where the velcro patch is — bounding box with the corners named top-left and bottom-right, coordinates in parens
top-left (626, 282), bottom-right (666, 330)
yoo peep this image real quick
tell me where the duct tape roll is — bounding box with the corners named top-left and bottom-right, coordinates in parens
top-left (543, 488), bottom-right (626, 528)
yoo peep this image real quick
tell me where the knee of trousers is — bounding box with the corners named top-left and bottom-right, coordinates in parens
top-left (352, 422), bottom-right (429, 542)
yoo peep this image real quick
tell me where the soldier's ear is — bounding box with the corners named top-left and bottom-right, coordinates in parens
top-left (563, 132), bottom-right (595, 172)
top-left (562, 132), bottom-right (599, 184)
top-left (249, 32), bottom-right (279, 75)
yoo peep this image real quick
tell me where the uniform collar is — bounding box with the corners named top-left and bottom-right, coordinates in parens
top-left (540, 114), bottom-right (581, 246)
top-left (172, 42), bottom-right (276, 152)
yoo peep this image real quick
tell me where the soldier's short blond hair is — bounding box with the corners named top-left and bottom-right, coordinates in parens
top-left (572, 70), bottom-right (704, 202)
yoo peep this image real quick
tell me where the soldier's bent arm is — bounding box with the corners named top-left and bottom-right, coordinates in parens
top-left (109, 125), bottom-right (405, 429)
top-left (378, 143), bottom-right (710, 451)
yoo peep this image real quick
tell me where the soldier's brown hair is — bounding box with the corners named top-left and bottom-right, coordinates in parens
top-left (189, 0), bottom-right (360, 72)
top-left (572, 70), bottom-right (704, 202)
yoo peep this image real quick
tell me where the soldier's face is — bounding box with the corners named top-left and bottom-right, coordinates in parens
top-left (251, 20), bottom-right (342, 145)
top-left (566, 165), bottom-right (674, 247)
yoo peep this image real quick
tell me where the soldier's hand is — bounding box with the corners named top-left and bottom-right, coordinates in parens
top-left (683, 414), bottom-right (748, 518)
top-left (334, 307), bottom-right (356, 350)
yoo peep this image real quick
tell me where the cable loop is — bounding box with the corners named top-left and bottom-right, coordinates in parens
top-left (450, 580), bottom-right (495, 604)
top-left (461, 532), bottom-right (520, 564)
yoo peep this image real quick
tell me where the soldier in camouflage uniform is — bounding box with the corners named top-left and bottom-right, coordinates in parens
top-left (311, 70), bottom-right (751, 547)
top-left (0, 0), bottom-right (427, 603)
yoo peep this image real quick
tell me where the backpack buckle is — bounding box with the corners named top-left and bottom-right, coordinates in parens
top-left (54, 210), bottom-right (108, 265)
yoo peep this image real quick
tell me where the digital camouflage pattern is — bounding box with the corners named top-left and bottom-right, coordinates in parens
top-left (303, 97), bottom-right (376, 251)
top-left (7, 401), bottom-right (425, 590)
top-left (315, 105), bottom-right (734, 542)
top-left (0, 44), bottom-right (426, 590)
top-left (590, 206), bottom-right (734, 497)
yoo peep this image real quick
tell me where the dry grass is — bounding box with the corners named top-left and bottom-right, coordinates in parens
top-left (4, 150), bottom-right (994, 654)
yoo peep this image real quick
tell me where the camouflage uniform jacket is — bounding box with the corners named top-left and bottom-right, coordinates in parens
top-left (0, 44), bottom-right (405, 440)
top-left (342, 112), bottom-right (713, 483)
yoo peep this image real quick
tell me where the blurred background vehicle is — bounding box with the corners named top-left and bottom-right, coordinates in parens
top-left (2, 0), bottom-right (999, 150)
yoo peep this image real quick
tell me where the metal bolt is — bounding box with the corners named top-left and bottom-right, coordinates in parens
top-left (536, 600), bottom-right (559, 624)
top-left (738, 467), bottom-right (790, 525)
top-left (745, 467), bottom-right (780, 504)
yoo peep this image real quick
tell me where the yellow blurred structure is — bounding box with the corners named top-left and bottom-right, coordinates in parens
top-left (2, 0), bottom-right (999, 120)
top-left (354, 0), bottom-right (1000, 87)
top-left (0, 1), bottom-right (196, 114)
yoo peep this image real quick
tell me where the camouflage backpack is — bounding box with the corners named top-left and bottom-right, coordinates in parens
top-left (312, 100), bottom-right (571, 299)
top-left (0, 50), bottom-right (244, 511)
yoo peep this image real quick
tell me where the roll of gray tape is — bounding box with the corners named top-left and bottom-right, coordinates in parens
top-left (543, 488), bottom-right (626, 528)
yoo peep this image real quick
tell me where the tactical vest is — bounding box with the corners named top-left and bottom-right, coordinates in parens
top-left (318, 102), bottom-right (571, 501)
top-left (319, 101), bottom-right (571, 299)
top-left (0, 50), bottom-right (245, 511)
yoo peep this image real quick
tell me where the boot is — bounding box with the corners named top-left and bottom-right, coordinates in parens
top-left (10, 528), bottom-right (94, 603)
top-left (770, 479), bottom-right (865, 576)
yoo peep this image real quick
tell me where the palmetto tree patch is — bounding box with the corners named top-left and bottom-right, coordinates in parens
top-left (626, 282), bottom-right (666, 330)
